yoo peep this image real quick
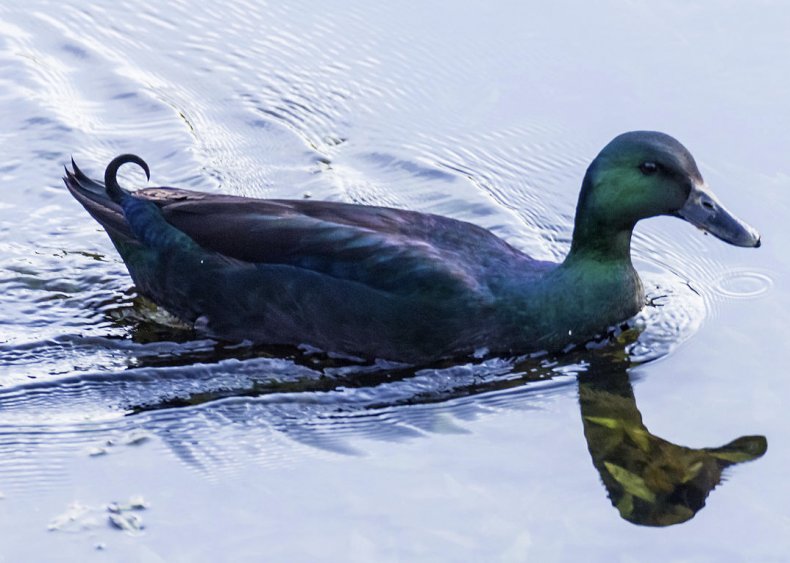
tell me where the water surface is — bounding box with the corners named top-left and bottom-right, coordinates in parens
top-left (0, 1), bottom-right (788, 561)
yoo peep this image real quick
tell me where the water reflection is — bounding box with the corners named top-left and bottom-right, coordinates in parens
top-left (578, 359), bottom-right (766, 526)
top-left (116, 321), bottom-right (767, 528)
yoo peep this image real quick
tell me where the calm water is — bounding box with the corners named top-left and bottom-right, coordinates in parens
top-left (0, 1), bottom-right (788, 561)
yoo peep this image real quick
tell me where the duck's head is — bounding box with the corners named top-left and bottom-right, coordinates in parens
top-left (571, 131), bottom-right (760, 257)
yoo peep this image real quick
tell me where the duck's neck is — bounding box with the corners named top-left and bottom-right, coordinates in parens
top-left (565, 223), bottom-right (634, 265)
top-left (563, 172), bottom-right (636, 266)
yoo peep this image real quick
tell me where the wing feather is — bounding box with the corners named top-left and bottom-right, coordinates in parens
top-left (136, 188), bottom-right (504, 299)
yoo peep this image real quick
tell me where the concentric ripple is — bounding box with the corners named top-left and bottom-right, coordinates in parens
top-left (713, 270), bottom-right (773, 299)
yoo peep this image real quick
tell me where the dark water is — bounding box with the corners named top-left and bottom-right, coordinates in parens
top-left (0, 1), bottom-right (787, 560)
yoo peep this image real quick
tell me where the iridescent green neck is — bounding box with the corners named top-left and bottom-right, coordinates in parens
top-left (564, 169), bottom-right (636, 265)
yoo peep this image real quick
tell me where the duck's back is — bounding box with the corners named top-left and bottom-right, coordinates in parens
top-left (140, 188), bottom-right (541, 300)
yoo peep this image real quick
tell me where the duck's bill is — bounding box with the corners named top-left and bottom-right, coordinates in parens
top-left (677, 183), bottom-right (761, 248)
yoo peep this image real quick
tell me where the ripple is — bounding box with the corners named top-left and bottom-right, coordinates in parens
top-left (713, 270), bottom-right (773, 299)
top-left (0, 353), bottom-right (582, 485)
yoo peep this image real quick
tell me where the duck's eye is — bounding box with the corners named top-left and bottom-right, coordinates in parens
top-left (639, 161), bottom-right (659, 176)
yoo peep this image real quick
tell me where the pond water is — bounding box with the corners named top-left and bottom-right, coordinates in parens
top-left (0, 1), bottom-right (788, 561)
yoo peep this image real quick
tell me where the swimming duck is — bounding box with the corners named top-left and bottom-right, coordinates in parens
top-left (64, 131), bottom-right (760, 363)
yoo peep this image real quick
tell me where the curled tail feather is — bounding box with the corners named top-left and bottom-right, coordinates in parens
top-left (104, 154), bottom-right (150, 203)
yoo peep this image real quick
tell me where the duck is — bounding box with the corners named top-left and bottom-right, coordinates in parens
top-left (64, 131), bottom-right (760, 363)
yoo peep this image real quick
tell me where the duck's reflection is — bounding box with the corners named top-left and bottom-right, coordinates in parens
top-left (115, 312), bottom-right (767, 528)
top-left (577, 361), bottom-right (766, 526)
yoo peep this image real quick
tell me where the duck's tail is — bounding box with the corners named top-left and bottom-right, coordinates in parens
top-left (65, 156), bottom-right (204, 254)
top-left (63, 158), bottom-right (135, 243)
top-left (64, 154), bottom-right (156, 244)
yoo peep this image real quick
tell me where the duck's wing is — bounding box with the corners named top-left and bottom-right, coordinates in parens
top-left (132, 187), bottom-right (508, 301)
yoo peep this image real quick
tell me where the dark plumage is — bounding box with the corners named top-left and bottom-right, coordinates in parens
top-left (64, 132), bottom-right (760, 363)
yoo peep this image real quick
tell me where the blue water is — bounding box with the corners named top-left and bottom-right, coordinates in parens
top-left (0, 1), bottom-right (787, 561)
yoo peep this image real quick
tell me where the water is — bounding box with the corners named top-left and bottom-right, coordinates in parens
top-left (0, 1), bottom-right (787, 560)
